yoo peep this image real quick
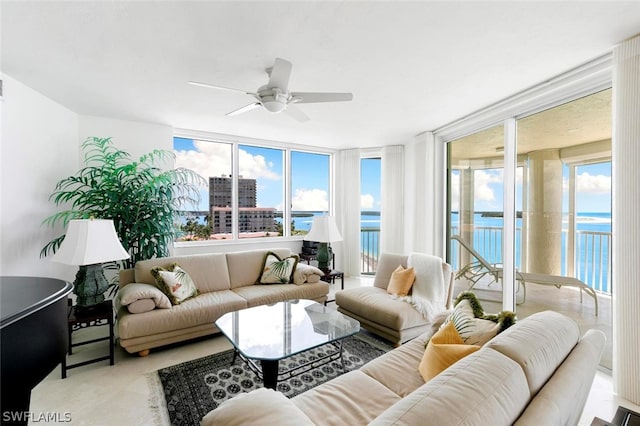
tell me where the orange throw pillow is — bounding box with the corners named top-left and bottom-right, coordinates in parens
top-left (418, 321), bottom-right (481, 382)
top-left (386, 265), bottom-right (416, 296)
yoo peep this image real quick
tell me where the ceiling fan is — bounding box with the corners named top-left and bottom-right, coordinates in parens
top-left (189, 58), bottom-right (353, 122)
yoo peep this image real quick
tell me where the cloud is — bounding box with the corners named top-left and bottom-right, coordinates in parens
top-left (361, 193), bottom-right (375, 209)
top-left (174, 140), bottom-right (280, 181)
top-left (474, 169), bottom-right (503, 202)
top-left (292, 189), bottom-right (329, 211)
top-left (576, 172), bottom-right (611, 194)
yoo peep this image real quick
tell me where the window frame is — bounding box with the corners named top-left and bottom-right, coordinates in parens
top-left (173, 129), bottom-right (336, 247)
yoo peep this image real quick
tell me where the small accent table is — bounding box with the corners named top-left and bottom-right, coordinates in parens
top-left (61, 299), bottom-right (114, 378)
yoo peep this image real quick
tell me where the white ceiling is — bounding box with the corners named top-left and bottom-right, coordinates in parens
top-left (2, 1), bottom-right (640, 150)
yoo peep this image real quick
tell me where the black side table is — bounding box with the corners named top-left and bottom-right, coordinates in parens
top-left (321, 270), bottom-right (345, 290)
top-left (61, 299), bottom-right (114, 378)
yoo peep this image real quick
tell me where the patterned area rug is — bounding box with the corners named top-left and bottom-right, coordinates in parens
top-left (153, 332), bottom-right (392, 426)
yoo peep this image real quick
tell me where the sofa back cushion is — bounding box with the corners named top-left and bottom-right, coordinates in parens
top-left (373, 253), bottom-right (409, 289)
top-left (374, 253), bottom-right (454, 309)
top-left (370, 348), bottom-right (530, 425)
top-left (485, 310), bottom-right (580, 396)
top-left (226, 248), bottom-right (292, 288)
top-left (134, 253), bottom-right (231, 293)
top-left (514, 328), bottom-right (606, 426)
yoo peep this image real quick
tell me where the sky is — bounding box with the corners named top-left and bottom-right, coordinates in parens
top-left (174, 137), bottom-right (382, 212)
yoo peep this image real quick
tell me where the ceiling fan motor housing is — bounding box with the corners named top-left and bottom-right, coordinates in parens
top-left (258, 86), bottom-right (289, 113)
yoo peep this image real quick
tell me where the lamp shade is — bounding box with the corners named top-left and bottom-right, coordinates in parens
top-left (51, 219), bottom-right (129, 266)
top-left (304, 216), bottom-right (343, 243)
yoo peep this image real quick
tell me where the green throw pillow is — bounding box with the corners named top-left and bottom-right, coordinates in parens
top-left (258, 252), bottom-right (299, 284)
top-left (150, 263), bottom-right (199, 305)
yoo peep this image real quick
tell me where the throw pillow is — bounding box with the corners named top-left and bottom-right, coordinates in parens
top-left (118, 283), bottom-right (172, 309)
top-left (258, 251), bottom-right (299, 284)
top-left (292, 263), bottom-right (325, 285)
top-left (418, 321), bottom-right (481, 382)
top-left (442, 292), bottom-right (517, 346)
top-left (386, 265), bottom-right (416, 296)
top-left (150, 263), bottom-right (199, 305)
top-left (126, 298), bottom-right (156, 314)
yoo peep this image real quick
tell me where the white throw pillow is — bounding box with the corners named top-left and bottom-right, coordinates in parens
top-left (118, 283), bottom-right (171, 309)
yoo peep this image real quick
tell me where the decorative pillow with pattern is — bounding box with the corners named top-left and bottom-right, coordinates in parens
top-left (258, 252), bottom-right (299, 284)
top-left (442, 291), bottom-right (516, 346)
top-left (150, 263), bottom-right (199, 305)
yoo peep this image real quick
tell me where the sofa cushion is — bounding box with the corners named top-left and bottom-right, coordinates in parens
top-left (360, 333), bottom-right (430, 397)
top-left (233, 282), bottom-right (329, 307)
top-left (258, 251), bottom-right (299, 284)
top-left (370, 348), bottom-right (531, 426)
top-left (151, 264), bottom-right (199, 305)
top-left (134, 253), bottom-right (231, 293)
top-left (373, 253), bottom-right (409, 290)
top-left (201, 388), bottom-right (314, 426)
top-left (335, 287), bottom-right (428, 331)
top-left (226, 248), bottom-right (292, 288)
top-left (514, 328), bottom-right (606, 426)
top-left (387, 265), bottom-right (415, 296)
top-left (117, 290), bottom-right (247, 339)
top-left (293, 370), bottom-right (402, 425)
top-left (485, 310), bottom-right (580, 396)
top-left (418, 321), bottom-right (480, 382)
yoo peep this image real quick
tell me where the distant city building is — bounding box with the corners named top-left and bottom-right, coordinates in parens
top-left (209, 176), bottom-right (256, 208)
top-left (209, 176), bottom-right (276, 234)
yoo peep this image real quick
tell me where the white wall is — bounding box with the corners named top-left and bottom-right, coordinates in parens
top-left (0, 74), bottom-right (79, 280)
top-left (79, 115), bottom-right (173, 159)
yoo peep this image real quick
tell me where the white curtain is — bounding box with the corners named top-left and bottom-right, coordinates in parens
top-left (380, 145), bottom-right (404, 254)
top-left (335, 149), bottom-right (361, 276)
top-left (613, 33), bottom-right (640, 405)
top-left (404, 132), bottom-right (446, 258)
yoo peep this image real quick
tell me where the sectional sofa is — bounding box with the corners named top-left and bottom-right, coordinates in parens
top-left (201, 310), bottom-right (606, 425)
top-left (116, 248), bottom-right (329, 355)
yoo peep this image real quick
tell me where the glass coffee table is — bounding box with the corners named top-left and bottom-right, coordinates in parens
top-left (215, 299), bottom-right (360, 390)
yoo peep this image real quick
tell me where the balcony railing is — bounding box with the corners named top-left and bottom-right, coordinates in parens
top-left (450, 226), bottom-right (612, 295)
top-left (360, 227), bottom-right (380, 275)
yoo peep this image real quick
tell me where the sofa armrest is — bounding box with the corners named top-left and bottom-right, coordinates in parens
top-left (200, 388), bottom-right (314, 426)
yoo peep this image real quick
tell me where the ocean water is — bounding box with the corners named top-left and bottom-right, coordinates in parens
top-left (450, 212), bottom-right (612, 293)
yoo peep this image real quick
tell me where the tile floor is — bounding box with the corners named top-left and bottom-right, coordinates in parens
top-left (29, 276), bottom-right (639, 425)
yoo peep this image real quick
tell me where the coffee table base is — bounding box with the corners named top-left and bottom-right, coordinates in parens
top-left (232, 341), bottom-right (346, 390)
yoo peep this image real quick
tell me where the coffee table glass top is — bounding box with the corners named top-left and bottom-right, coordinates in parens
top-left (215, 299), bottom-right (360, 361)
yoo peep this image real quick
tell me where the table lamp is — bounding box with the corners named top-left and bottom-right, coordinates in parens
top-left (51, 219), bottom-right (129, 307)
top-left (304, 215), bottom-right (342, 271)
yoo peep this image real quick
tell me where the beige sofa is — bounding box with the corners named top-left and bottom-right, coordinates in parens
top-left (202, 309), bottom-right (605, 425)
top-left (336, 253), bottom-right (454, 345)
top-left (116, 248), bottom-right (329, 355)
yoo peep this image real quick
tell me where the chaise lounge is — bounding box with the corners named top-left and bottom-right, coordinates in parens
top-left (452, 235), bottom-right (599, 316)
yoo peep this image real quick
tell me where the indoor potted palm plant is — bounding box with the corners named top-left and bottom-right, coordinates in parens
top-left (41, 136), bottom-right (206, 285)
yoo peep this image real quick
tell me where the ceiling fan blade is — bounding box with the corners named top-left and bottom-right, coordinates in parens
top-left (188, 81), bottom-right (255, 95)
top-left (226, 103), bottom-right (261, 116)
top-left (267, 58), bottom-right (292, 91)
top-left (290, 92), bottom-right (353, 103)
top-left (284, 104), bottom-right (310, 122)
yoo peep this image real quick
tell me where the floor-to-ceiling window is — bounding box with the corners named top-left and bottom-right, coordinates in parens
top-left (448, 124), bottom-right (508, 305)
top-left (446, 88), bottom-right (612, 368)
top-left (361, 157), bottom-right (381, 274)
